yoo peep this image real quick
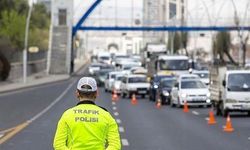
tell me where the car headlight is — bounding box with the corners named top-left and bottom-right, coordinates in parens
top-left (206, 92), bottom-right (211, 97)
top-left (181, 93), bottom-right (187, 98)
top-left (226, 99), bottom-right (238, 103)
top-left (163, 90), bottom-right (169, 96)
top-left (206, 99), bottom-right (211, 103)
top-left (153, 85), bottom-right (158, 89)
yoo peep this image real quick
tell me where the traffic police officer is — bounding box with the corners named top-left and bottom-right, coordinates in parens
top-left (53, 77), bottom-right (121, 150)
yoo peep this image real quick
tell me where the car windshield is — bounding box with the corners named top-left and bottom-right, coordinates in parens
top-left (227, 74), bottom-right (250, 91)
top-left (111, 74), bottom-right (116, 79)
top-left (181, 80), bottom-right (206, 89)
top-left (116, 76), bottom-right (123, 81)
top-left (159, 59), bottom-right (189, 70)
top-left (161, 79), bottom-right (176, 88)
top-left (153, 76), bottom-right (166, 83)
top-left (128, 77), bottom-right (147, 83)
top-left (124, 66), bottom-right (132, 70)
top-left (116, 55), bottom-right (129, 59)
top-left (90, 64), bottom-right (101, 67)
top-left (194, 73), bottom-right (209, 78)
top-left (100, 56), bottom-right (110, 60)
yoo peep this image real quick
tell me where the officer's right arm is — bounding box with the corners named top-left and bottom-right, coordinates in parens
top-left (53, 114), bottom-right (69, 150)
top-left (106, 116), bottom-right (121, 150)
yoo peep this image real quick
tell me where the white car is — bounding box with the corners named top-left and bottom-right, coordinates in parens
top-left (88, 63), bottom-right (103, 75)
top-left (178, 74), bottom-right (200, 80)
top-left (104, 72), bottom-right (120, 92)
top-left (120, 74), bottom-right (150, 98)
top-left (193, 70), bottom-right (210, 85)
top-left (171, 78), bottom-right (211, 107)
top-left (111, 74), bottom-right (124, 94)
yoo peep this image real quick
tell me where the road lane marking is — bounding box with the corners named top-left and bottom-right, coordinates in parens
top-left (192, 111), bottom-right (200, 115)
top-left (28, 80), bottom-right (76, 123)
top-left (205, 117), bottom-right (209, 121)
top-left (121, 139), bottom-right (129, 146)
top-left (0, 122), bottom-right (29, 145)
top-left (0, 134), bottom-right (3, 138)
top-left (112, 102), bottom-right (116, 105)
top-left (114, 112), bottom-right (119, 116)
top-left (248, 137), bottom-right (250, 140)
top-left (112, 106), bottom-right (117, 110)
top-left (116, 119), bottom-right (121, 124)
top-left (119, 127), bottom-right (125, 132)
top-left (0, 79), bottom-right (77, 144)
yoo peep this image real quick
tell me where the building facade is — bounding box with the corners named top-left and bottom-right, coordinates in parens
top-left (143, 0), bottom-right (186, 49)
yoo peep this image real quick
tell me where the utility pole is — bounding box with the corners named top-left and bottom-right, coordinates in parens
top-left (23, 0), bottom-right (33, 83)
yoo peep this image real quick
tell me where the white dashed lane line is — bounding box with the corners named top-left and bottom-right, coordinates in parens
top-left (192, 111), bottom-right (200, 115)
top-left (119, 127), bottom-right (125, 133)
top-left (121, 139), bottom-right (130, 146)
top-left (116, 119), bottom-right (122, 124)
top-left (110, 101), bottom-right (129, 147)
top-left (114, 112), bottom-right (119, 116)
top-left (112, 106), bottom-right (117, 110)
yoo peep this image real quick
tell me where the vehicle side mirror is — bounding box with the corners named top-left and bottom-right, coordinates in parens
top-left (222, 80), bottom-right (226, 87)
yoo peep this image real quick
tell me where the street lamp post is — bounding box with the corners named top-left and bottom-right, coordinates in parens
top-left (23, 0), bottom-right (33, 83)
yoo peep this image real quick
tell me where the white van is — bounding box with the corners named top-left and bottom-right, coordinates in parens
top-left (97, 52), bottom-right (111, 64)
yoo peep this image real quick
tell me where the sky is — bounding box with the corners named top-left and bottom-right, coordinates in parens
top-left (73, 0), bottom-right (250, 26)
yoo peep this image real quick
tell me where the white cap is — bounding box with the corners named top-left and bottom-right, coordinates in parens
top-left (77, 77), bottom-right (97, 92)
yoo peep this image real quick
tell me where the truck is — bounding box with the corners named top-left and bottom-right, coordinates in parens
top-left (144, 43), bottom-right (167, 78)
top-left (209, 65), bottom-right (250, 117)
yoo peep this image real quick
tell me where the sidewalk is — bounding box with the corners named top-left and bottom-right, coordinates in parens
top-left (0, 59), bottom-right (88, 94)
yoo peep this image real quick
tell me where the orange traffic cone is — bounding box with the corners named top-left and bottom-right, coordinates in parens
top-left (223, 115), bottom-right (234, 132)
top-left (208, 109), bottom-right (216, 125)
top-left (112, 89), bottom-right (119, 101)
top-left (156, 99), bottom-right (162, 109)
top-left (183, 101), bottom-right (189, 113)
top-left (131, 94), bottom-right (138, 105)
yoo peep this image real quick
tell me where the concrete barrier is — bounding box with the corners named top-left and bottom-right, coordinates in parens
top-left (8, 59), bottom-right (46, 80)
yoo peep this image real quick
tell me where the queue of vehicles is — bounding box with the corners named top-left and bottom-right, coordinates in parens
top-left (88, 49), bottom-right (250, 117)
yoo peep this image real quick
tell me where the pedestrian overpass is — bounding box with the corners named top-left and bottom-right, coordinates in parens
top-left (48, 0), bottom-right (250, 74)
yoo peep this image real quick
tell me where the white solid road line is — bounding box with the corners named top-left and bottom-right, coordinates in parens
top-left (114, 112), bottom-right (119, 116)
top-left (116, 119), bottom-right (121, 124)
top-left (192, 111), bottom-right (200, 115)
top-left (121, 139), bottom-right (129, 146)
top-left (112, 102), bottom-right (116, 105)
top-left (112, 106), bottom-right (117, 110)
top-left (28, 79), bottom-right (77, 123)
top-left (119, 127), bottom-right (125, 132)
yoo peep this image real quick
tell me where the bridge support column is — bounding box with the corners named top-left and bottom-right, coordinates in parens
top-left (48, 0), bottom-right (73, 74)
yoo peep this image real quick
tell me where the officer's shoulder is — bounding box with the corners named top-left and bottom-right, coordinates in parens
top-left (97, 105), bottom-right (109, 112)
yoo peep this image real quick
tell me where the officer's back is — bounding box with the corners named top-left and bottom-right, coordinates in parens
top-left (53, 77), bottom-right (121, 150)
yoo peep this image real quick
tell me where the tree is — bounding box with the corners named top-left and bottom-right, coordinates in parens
top-left (213, 31), bottom-right (238, 65)
top-left (0, 10), bottom-right (26, 49)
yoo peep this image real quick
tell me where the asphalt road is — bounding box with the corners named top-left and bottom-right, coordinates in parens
top-left (0, 67), bottom-right (250, 150)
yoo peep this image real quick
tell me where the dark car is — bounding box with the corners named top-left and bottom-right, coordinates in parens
top-left (93, 68), bottom-right (114, 86)
top-left (149, 75), bottom-right (174, 101)
top-left (157, 77), bottom-right (176, 104)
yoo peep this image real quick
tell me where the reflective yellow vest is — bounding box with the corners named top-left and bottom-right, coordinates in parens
top-left (53, 101), bottom-right (121, 150)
